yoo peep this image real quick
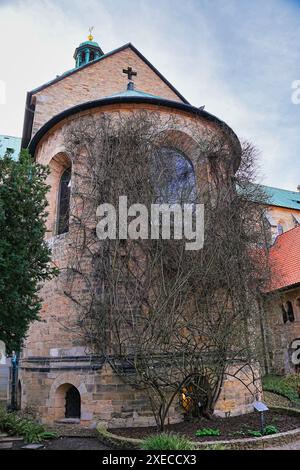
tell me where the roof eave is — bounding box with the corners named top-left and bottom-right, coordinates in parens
top-left (264, 281), bottom-right (300, 295)
top-left (267, 203), bottom-right (300, 212)
top-left (28, 95), bottom-right (241, 167)
top-left (21, 92), bottom-right (35, 150)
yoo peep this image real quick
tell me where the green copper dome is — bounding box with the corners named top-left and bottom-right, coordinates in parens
top-left (74, 33), bottom-right (104, 68)
top-left (79, 40), bottom-right (100, 48)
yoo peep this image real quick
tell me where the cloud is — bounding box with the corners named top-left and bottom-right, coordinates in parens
top-left (0, 0), bottom-right (299, 190)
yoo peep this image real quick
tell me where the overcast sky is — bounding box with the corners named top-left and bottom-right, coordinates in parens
top-left (0, 0), bottom-right (299, 190)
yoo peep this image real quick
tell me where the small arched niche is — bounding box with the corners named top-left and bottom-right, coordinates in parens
top-left (54, 383), bottom-right (81, 421)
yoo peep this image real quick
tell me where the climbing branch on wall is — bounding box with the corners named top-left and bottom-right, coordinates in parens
top-left (61, 111), bottom-right (270, 430)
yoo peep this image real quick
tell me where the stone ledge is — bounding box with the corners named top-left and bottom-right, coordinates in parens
top-left (96, 407), bottom-right (300, 450)
top-left (96, 422), bottom-right (141, 450)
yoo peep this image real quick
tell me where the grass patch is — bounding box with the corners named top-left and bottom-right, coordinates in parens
top-left (141, 433), bottom-right (196, 450)
top-left (0, 407), bottom-right (57, 443)
top-left (262, 375), bottom-right (300, 403)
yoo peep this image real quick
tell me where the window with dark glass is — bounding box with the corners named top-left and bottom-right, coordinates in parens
top-left (152, 148), bottom-right (196, 205)
top-left (287, 301), bottom-right (295, 323)
top-left (57, 168), bottom-right (71, 235)
top-left (281, 304), bottom-right (288, 324)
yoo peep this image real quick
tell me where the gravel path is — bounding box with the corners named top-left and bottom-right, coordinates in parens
top-left (44, 437), bottom-right (111, 450)
top-left (9, 437), bottom-right (111, 450)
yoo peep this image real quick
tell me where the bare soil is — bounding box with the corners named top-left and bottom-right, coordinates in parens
top-left (111, 410), bottom-right (300, 442)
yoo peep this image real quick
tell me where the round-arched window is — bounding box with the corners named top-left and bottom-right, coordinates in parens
top-left (57, 168), bottom-right (71, 235)
top-left (152, 148), bottom-right (196, 204)
top-left (287, 301), bottom-right (295, 323)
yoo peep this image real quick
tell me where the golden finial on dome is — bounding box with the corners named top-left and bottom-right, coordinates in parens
top-left (88, 26), bottom-right (94, 41)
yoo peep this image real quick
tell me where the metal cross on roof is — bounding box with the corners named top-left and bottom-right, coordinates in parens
top-left (123, 67), bottom-right (137, 80)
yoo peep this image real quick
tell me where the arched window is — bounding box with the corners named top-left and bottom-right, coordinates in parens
top-left (152, 148), bottom-right (196, 204)
top-left (287, 301), bottom-right (295, 323)
top-left (281, 304), bottom-right (288, 324)
top-left (57, 168), bottom-right (71, 235)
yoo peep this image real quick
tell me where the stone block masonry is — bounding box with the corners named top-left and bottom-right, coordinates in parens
top-left (19, 42), bottom-right (258, 428)
top-left (31, 47), bottom-right (183, 138)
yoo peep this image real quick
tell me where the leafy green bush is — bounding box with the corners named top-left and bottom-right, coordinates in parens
top-left (195, 428), bottom-right (220, 437)
top-left (262, 375), bottom-right (300, 403)
top-left (263, 425), bottom-right (279, 435)
top-left (141, 433), bottom-right (196, 450)
top-left (247, 425), bottom-right (279, 438)
top-left (0, 407), bottom-right (57, 443)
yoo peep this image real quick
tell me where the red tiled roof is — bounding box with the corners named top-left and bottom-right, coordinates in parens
top-left (266, 225), bottom-right (300, 292)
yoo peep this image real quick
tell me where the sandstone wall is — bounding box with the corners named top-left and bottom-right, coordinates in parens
top-left (18, 101), bottom-right (254, 428)
top-left (31, 47), bottom-right (184, 137)
top-left (264, 287), bottom-right (300, 375)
